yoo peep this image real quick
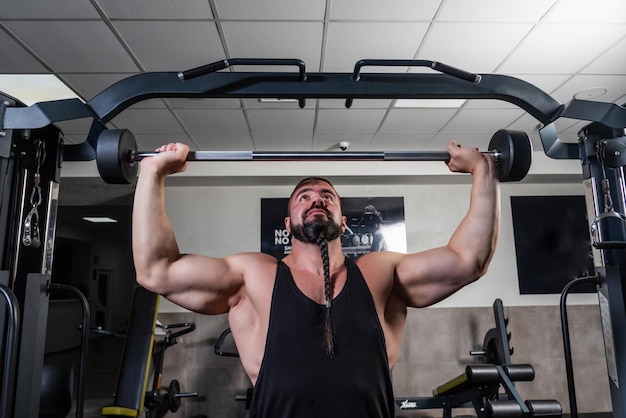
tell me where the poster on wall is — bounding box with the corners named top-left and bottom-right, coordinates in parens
top-left (261, 197), bottom-right (406, 259)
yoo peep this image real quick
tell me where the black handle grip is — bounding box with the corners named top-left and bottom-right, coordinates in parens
top-left (178, 60), bottom-right (229, 81)
top-left (178, 58), bottom-right (307, 81)
top-left (431, 61), bottom-right (482, 84)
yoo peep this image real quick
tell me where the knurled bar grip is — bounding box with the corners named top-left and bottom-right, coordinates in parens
top-left (131, 150), bottom-right (501, 163)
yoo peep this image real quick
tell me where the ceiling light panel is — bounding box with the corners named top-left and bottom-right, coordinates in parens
top-left (0, 74), bottom-right (81, 105)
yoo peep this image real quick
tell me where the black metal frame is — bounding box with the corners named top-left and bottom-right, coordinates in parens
top-left (1, 59), bottom-right (626, 418)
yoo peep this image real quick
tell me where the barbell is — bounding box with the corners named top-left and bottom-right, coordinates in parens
top-left (95, 128), bottom-right (532, 185)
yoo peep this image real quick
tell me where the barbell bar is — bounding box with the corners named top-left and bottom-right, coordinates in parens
top-left (96, 128), bottom-right (532, 185)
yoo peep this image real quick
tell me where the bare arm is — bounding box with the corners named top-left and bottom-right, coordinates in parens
top-left (132, 143), bottom-right (245, 314)
top-left (393, 140), bottom-right (500, 307)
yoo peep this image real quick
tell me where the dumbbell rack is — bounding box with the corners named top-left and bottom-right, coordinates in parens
top-left (1, 59), bottom-right (626, 418)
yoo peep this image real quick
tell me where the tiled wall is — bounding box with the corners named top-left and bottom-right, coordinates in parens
top-left (158, 303), bottom-right (612, 417)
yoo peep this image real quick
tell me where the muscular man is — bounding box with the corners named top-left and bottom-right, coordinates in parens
top-left (132, 141), bottom-right (500, 418)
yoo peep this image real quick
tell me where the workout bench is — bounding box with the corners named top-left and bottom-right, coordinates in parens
top-left (394, 299), bottom-right (562, 418)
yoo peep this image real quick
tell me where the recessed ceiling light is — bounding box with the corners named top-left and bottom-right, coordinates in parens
top-left (258, 98), bottom-right (299, 103)
top-left (394, 99), bottom-right (466, 108)
top-left (573, 87), bottom-right (607, 100)
top-left (0, 74), bottom-right (83, 105)
top-left (83, 216), bottom-right (118, 223)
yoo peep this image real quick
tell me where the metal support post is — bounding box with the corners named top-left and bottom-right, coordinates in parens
top-left (579, 122), bottom-right (626, 416)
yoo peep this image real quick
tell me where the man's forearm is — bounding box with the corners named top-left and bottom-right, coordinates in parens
top-left (132, 167), bottom-right (181, 285)
top-left (449, 162), bottom-right (500, 277)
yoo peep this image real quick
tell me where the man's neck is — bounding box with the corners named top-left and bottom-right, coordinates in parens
top-left (287, 238), bottom-right (345, 274)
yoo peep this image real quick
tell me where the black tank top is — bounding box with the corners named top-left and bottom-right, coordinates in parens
top-left (249, 257), bottom-right (395, 418)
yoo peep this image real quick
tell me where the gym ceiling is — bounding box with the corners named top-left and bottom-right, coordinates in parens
top-left (1, 0), bottom-right (625, 211)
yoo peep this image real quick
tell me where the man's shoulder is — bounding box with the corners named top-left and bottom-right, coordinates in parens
top-left (355, 250), bottom-right (403, 267)
top-left (226, 252), bottom-right (278, 278)
top-left (354, 251), bottom-right (405, 286)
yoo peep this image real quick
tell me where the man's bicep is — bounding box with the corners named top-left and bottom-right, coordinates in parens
top-left (393, 247), bottom-right (471, 308)
top-left (158, 253), bottom-right (244, 314)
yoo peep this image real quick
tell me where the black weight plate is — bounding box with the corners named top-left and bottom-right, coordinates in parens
top-left (96, 129), bottom-right (138, 184)
top-left (169, 379), bottom-right (181, 412)
top-left (488, 129), bottom-right (532, 182)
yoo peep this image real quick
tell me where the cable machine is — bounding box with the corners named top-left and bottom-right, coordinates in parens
top-left (1, 59), bottom-right (625, 417)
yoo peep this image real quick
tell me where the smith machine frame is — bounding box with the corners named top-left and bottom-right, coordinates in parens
top-left (1, 59), bottom-right (626, 417)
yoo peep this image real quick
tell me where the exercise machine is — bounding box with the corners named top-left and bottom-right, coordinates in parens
top-left (394, 299), bottom-right (562, 418)
top-left (1, 58), bottom-right (626, 417)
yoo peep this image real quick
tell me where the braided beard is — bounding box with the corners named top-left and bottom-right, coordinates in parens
top-left (289, 216), bottom-right (342, 244)
top-left (289, 215), bottom-right (341, 355)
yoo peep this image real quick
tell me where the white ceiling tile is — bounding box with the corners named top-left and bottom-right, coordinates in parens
top-left (526, 132), bottom-right (544, 153)
top-left (419, 23), bottom-right (533, 73)
top-left (438, 0), bottom-right (556, 22)
top-left (551, 75), bottom-right (626, 104)
top-left (313, 134), bottom-right (375, 151)
top-left (2, 0), bottom-right (625, 173)
top-left (192, 134), bottom-right (255, 151)
top-left (324, 22), bottom-right (429, 72)
top-left (500, 24), bottom-right (626, 73)
top-left (329, 0), bottom-right (441, 21)
top-left (316, 109), bottom-right (386, 133)
top-left (370, 133), bottom-right (434, 151)
top-left (99, 0), bottom-right (213, 19)
top-left (0, 31), bottom-right (48, 73)
top-left (582, 36), bottom-right (626, 75)
top-left (0, 0), bottom-right (100, 18)
top-left (506, 112), bottom-right (543, 133)
top-left (425, 132), bottom-right (492, 151)
top-left (543, 0), bottom-right (626, 23)
top-left (110, 109), bottom-right (186, 135)
top-left (222, 22), bottom-right (323, 70)
top-left (61, 73), bottom-right (130, 100)
top-left (168, 98), bottom-right (243, 109)
top-left (379, 108), bottom-right (457, 133)
top-left (214, 0), bottom-right (325, 20)
top-left (113, 21), bottom-right (225, 71)
top-left (247, 109), bottom-right (315, 133)
top-left (3, 21), bottom-right (139, 72)
top-left (442, 108), bottom-right (525, 133)
top-left (133, 133), bottom-right (196, 151)
top-left (253, 134), bottom-right (314, 151)
top-left (176, 109), bottom-right (249, 133)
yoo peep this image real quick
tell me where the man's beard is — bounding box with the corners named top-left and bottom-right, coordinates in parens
top-left (290, 215), bottom-right (342, 244)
